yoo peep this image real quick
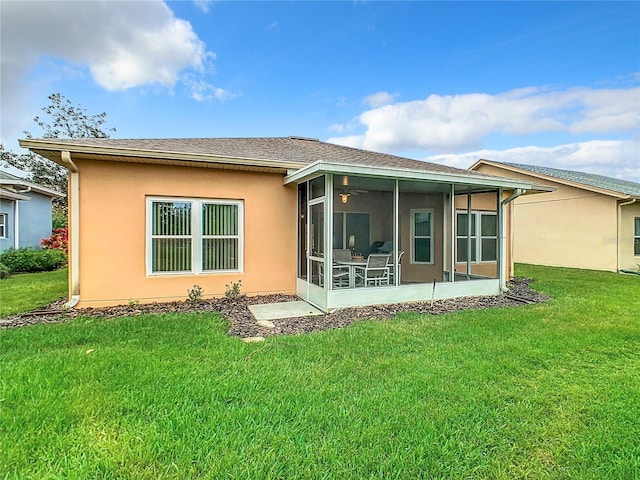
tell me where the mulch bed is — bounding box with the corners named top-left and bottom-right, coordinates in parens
top-left (0, 278), bottom-right (550, 338)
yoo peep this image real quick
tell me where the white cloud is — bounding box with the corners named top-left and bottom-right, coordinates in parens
top-left (424, 139), bottom-right (640, 182)
top-left (328, 86), bottom-right (640, 153)
top-left (0, 0), bottom-right (217, 142)
top-left (185, 78), bottom-right (238, 102)
top-left (193, 0), bottom-right (215, 14)
top-left (363, 91), bottom-right (398, 108)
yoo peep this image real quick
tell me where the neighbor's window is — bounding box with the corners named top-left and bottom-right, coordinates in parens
top-left (0, 213), bottom-right (6, 238)
top-left (635, 217), bottom-right (640, 256)
top-left (411, 209), bottom-right (433, 263)
top-left (456, 211), bottom-right (497, 263)
top-left (147, 197), bottom-right (243, 274)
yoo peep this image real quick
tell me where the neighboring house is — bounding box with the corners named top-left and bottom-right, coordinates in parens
top-left (19, 137), bottom-right (548, 310)
top-left (0, 171), bottom-right (63, 253)
top-left (470, 160), bottom-right (640, 273)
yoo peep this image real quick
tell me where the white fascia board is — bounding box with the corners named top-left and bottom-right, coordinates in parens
top-left (0, 188), bottom-right (31, 201)
top-left (284, 160), bottom-right (536, 190)
top-left (0, 179), bottom-right (63, 197)
top-left (19, 139), bottom-right (305, 171)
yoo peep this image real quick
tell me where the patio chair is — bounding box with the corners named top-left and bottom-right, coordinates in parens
top-left (318, 259), bottom-right (350, 288)
top-left (387, 250), bottom-right (404, 285)
top-left (333, 249), bottom-right (352, 262)
top-left (354, 254), bottom-right (391, 287)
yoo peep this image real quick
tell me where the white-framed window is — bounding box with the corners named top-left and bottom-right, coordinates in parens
top-left (456, 211), bottom-right (497, 263)
top-left (146, 197), bottom-right (243, 275)
top-left (634, 217), bottom-right (640, 256)
top-left (0, 213), bottom-right (6, 238)
top-left (410, 209), bottom-right (434, 264)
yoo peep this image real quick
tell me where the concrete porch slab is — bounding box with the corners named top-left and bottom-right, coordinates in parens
top-left (248, 301), bottom-right (324, 321)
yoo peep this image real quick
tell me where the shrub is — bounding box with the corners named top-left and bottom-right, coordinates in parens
top-left (41, 227), bottom-right (68, 254)
top-left (187, 285), bottom-right (204, 304)
top-left (0, 262), bottom-right (10, 279)
top-left (225, 280), bottom-right (243, 300)
top-left (52, 212), bottom-right (68, 229)
top-left (0, 248), bottom-right (67, 274)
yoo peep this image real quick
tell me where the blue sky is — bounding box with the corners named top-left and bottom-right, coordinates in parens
top-left (2, 1), bottom-right (639, 180)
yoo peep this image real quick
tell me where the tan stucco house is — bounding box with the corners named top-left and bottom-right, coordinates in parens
top-left (19, 137), bottom-right (548, 311)
top-left (471, 159), bottom-right (640, 273)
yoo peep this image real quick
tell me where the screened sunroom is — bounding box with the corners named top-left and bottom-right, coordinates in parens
top-left (285, 161), bottom-right (534, 312)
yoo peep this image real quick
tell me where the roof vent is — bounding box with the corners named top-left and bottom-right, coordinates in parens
top-left (288, 136), bottom-right (319, 142)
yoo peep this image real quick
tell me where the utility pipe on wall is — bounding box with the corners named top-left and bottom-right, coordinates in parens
top-left (500, 188), bottom-right (524, 292)
top-left (60, 151), bottom-right (80, 308)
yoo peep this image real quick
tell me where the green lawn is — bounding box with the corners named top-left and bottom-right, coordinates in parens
top-left (0, 268), bottom-right (68, 316)
top-left (1, 265), bottom-right (639, 479)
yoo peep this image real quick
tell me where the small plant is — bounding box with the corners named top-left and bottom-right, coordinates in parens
top-left (0, 262), bottom-right (11, 279)
top-left (128, 298), bottom-right (140, 307)
top-left (187, 285), bottom-right (204, 304)
top-left (225, 280), bottom-right (243, 300)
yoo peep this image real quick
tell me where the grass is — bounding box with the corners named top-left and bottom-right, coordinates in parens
top-left (1, 264), bottom-right (639, 479)
top-left (0, 268), bottom-right (68, 316)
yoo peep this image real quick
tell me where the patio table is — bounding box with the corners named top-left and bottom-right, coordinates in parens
top-left (335, 260), bottom-right (367, 288)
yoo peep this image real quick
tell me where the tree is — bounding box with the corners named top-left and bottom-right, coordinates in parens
top-left (0, 93), bottom-right (115, 213)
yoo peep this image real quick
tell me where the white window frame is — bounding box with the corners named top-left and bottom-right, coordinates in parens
top-left (0, 213), bottom-right (6, 238)
top-left (634, 216), bottom-right (640, 257)
top-left (455, 210), bottom-right (497, 264)
top-left (410, 208), bottom-right (434, 264)
top-left (146, 196), bottom-right (244, 276)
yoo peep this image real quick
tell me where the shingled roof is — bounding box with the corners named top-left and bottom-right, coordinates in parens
top-left (21, 136), bottom-right (476, 176)
top-left (501, 162), bottom-right (640, 197)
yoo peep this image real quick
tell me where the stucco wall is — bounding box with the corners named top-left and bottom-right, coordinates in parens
top-left (18, 191), bottom-right (53, 249)
top-left (474, 164), bottom-right (619, 271)
top-left (72, 159), bottom-right (297, 307)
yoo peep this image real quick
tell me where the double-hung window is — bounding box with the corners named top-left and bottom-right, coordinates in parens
top-left (456, 211), bottom-right (497, 263)
top-left (635, 217), bottom-right (640, 256)
top-left (0, 213), bottom-right (6, 238)
top-left (411, 209), bottom-right (434, 263)
top-left (147, 197), bottom-right (243, 275)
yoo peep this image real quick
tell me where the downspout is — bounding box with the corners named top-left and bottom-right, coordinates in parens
top-left (14, 200), bottom-right (19, 249)
top-left (60, 151), bottom-right (80, 308)
top-left (13, 187), bottom-right (32, 249)
top-left (617, 198), bottom-right (637, 272)
top-left (500, 188), bottom-right (524, 292)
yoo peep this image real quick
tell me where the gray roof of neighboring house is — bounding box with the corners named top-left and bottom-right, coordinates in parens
top-left (23, 136), bottom-right (480, 176)
top-left (501, 162), bottom-right (640, 197)
top-left (0, 170), bottom-right (64, 197)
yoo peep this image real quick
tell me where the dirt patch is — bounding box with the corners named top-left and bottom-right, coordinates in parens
top-left (1, 278), bottom-right (550, 337)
